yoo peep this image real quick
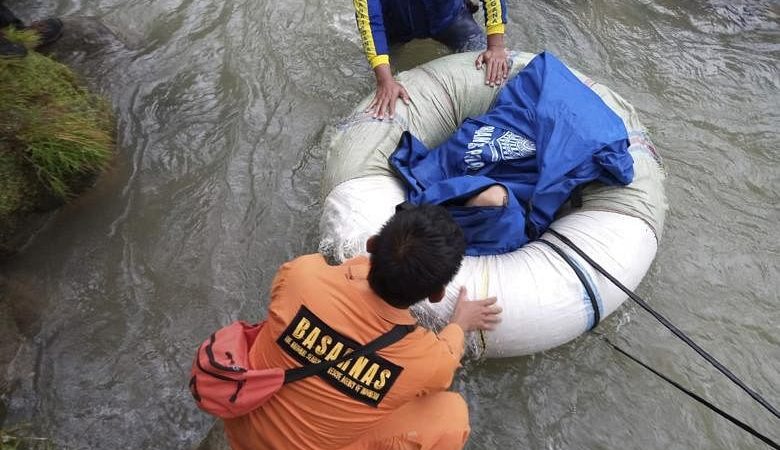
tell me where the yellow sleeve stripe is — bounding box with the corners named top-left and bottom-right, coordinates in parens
top-left (369, 54), bottom-right (390, 69)
top-left (486, 23), bottom-right (505, 35)
top-left (354, 0), bottom-right (379, 65)
top-left (483, 0), bottom-right (505, 29)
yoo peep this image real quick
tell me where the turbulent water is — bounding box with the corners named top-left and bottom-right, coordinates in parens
top-left (1, 0), bottom-right (778, 449)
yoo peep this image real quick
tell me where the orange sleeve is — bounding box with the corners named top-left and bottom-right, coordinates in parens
top-left (266, 254), bottom-right (332, 324)
top-left (437, 323), bottom-right (465, 360)
top-left (266, 254), bottom-right (321, 321)
top-left (418, 324), bottom-right (465, 393)
top-left (266, 260), bottom-right (295, 322)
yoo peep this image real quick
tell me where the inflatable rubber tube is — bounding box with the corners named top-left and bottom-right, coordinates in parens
top-left (318, 52), bottom-right (667, 358)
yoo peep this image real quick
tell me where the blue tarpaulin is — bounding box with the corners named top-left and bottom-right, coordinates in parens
top-left (390, 52), bottom-right (634, 255)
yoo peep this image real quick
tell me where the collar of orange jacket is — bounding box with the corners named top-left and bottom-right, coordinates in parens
top-left (344, 256), bottom-right (417, 326)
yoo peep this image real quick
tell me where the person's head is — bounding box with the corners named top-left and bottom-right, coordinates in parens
top-left (366, 203), bottom-right (465, 309)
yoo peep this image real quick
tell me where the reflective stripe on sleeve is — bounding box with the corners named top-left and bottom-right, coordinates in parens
top-left (369, 54), bottom-right (390, 69)
top-left (482, 0), bottom-right (507, 35)
top-left (354, 0), bottom-right (390, 67)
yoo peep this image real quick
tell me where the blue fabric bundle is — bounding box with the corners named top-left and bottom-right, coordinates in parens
top-left (390, 52), bottom-right (634, 256)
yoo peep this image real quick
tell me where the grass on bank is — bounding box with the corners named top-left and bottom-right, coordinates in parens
top-left (0, 28), bottom-right (113, 232)
top-left (0, 424), bottom-right (53, 450)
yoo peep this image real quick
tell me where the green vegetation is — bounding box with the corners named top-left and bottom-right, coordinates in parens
top-left (0, 28), bottom-right (114, 250)
top-left (0, 424), bottom-right (53, 450)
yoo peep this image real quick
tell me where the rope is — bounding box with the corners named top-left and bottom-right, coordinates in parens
top-left (603, 336), bottom-right (779, 449)
top-left (538, 238), bottom-right (600, 329)
top-left (547, 228), bottom-right (779, 421)
top-left (477, 263), bottom-right (489, 357)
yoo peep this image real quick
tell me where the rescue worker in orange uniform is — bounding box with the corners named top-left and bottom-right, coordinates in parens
top-left (223, 204), bottom-right (502, 449)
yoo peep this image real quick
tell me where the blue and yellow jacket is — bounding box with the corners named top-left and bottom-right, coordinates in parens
top-left (354, 0), bottom-right (508, 69)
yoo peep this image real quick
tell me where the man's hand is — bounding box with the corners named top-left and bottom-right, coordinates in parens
top-left (449, 287), bottom-right (502, 332)
top-left (475, 33), bottom-right (509, 87)
top-left (367, 64), bottom-right (410, 120)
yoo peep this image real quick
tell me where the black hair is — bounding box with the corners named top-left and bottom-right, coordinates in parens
top-left (368, 203), bottom-right (465, 308)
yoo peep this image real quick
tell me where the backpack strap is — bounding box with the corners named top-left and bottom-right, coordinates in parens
top-left (283, 324), bottom-right (415, 384)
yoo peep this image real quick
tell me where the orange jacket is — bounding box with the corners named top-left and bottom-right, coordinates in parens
top-left (224, 254), bottom-right (465, 450)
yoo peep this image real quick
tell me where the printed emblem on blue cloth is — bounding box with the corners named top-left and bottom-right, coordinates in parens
top-left (496, 131), bottom-right (536, 161)
top-left (464, 126), bottom-right (536, 171)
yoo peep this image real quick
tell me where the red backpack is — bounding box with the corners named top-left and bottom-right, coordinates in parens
top-left (189, 320), bottom-right (413, 419)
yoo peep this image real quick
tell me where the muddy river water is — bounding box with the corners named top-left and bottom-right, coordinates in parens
top-left (1, 0), bottom-right (778, 448)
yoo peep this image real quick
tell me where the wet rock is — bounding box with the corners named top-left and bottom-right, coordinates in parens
top-left (0, 212), bottom-right (55, 260)
top-left (0, 16), bottom-right (124, 426)
top-left (46, 17), bottom-right (128, 76)
top-left (2, 274), bottom-right (47, 338)
top-left (0, 17), bottom-right (125, 259)
top-left (0, 275), bottom-right (23, 421)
